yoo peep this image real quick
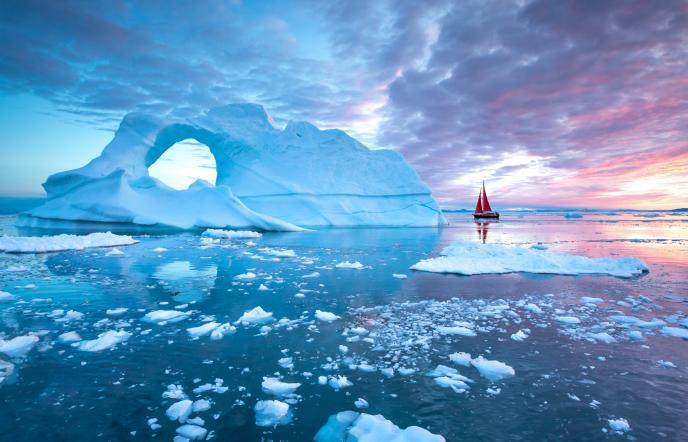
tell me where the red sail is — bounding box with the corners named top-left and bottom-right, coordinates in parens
top-left (474, 186), bottom-right (483, 213)
top-left (482, 181), bottom-right (493, 212)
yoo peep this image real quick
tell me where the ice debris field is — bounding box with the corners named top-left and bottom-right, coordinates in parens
top-left (0, 210), bottom-right (687, 440)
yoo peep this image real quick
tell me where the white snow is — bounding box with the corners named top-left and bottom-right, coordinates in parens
top-left (410, 240), bottom-right (648, 277)
top-left (0, 335), bottom-right (39, 358)
top-left (470, 356), bottom-right (515, 382)
top-left (261, 377), bottom-right (301, 396)
top-left (201, 229), bottom-right (262, 239)
top-left (254, 400), bottom-right (292, 427)
top-left (608, 418), bottom-right (631, 434)
top-left (315, 310), bottom-right (341, 322)
top-left (77, 330), bottom-right (131, 352)
top-left (314, 411), bottom-right (445, 442)
top-left (236, 306), bottom-right (273, 325)
top-left (0, 232), bottom-right (138, 253)
top-left (142, 310), bottom-right (191, 325)
top-left (335, 261), bottom-right (364, 269)
top-left (23, 104), bottom-right (444, 230)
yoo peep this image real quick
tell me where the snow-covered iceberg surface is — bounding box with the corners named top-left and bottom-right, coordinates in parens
top-left (0, 232), bottom-right (138, 253)
top-left (314, 411), bottom-right (445, 442)
top-left (411, 241), bottom-right (648, 277)
top-left (21, 104), bottom-right (445, 230)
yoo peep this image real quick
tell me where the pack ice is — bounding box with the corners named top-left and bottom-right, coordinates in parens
top-left (21, 104), bottom-right (444, 230)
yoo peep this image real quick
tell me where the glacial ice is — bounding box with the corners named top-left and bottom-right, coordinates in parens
top-left (77, 330), bottom-right (131, 352)
top-left (0, 232), bottom-right (138, 253)
top-left (314, 411), bottom-right (445, 442)
top-left (21, 104), bottom-right (444, 230)
top-left (411, 240), bottom-right (648, 277)
top-left (254, 399), bottom-right (292, 427)
top-left (261, 377), bottom-right (301, 397)
top-left (0, 335), bottom-right (39, 358)
top-left (470, 357), bottom-right (515, 382)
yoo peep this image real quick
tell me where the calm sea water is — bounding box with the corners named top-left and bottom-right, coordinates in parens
top-left (0, 209), bottom-right (687, 441)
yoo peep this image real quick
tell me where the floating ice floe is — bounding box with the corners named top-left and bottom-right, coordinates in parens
top-left (328, 375), bottom-right (353, 390)
top-left (0, 232), bottom-right (138, 254)
top-left (335, 261), bottom-right (364, 269)
top-left (234, 272), bottom-right (257, 280)
top-left (78, 330), bottom-right (131, 352)
top-left (258, 247), bottom-right (296, 257)
top-left (261, 377), bottom-right (301, 397)
top-left (410, 240), bottom-right (648, 277)
top-left (58, 331), bottom-right (82, 344)
top-left (176, 424), bottom-right (207, 440)
top-left (0, 335), bottom-right (39, 358)
top-left (106, 307), bottom-right (128, 316)
top-left (187, 322), bottom-right (221, 338)
top-left (661, 326), bottom-right (688, 339)
top-left (201, 229), bottom-right (262, 239)
top-left (556, 316), bottom-right (581, 325)
top-left (436, 325), bottom-right (476, 336)
top-left (608, 418), bottom-right (631, 434)
top-left (510, 329), bottom-right (529, 341)
top-left (153, 247), bottom-right (168, 252)
top-left (166, 399), bottom-right (193, 422)
top-left (236, 306), bottom-right (273, 325)
top-left (314, 411), bottom-right (445, 442)
top-left (392, 273), bottom-right (408, 279)
top-left (449, 352), bottom-right (472, 366)
top-left (143, 310), bottom-right (192, 325)
top-left (0, 291), bottom-right (14, 302)
top-left (254, 400), bottom-right (292, 427)
top-left (354, 398), bottom-right (369, 409)
top-left (470, 356), bottom-right (515, 382)
top-left (105, 248), bottom-right (125, 256)
top-left (315, 310), bottom-right (340, 322)
top-left (0, 359), bottom-right (14, 384)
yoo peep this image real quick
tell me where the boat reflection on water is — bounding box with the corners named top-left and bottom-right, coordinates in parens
top-left (475, 220), bottom-right (494, 243)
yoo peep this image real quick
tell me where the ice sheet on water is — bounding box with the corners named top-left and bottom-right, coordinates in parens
top-left (0, 232), bottom-right (138, 253)
top-left (314, 411), bottom-right (445, 442)
top-left (410, 240), bottom-right (648, 277)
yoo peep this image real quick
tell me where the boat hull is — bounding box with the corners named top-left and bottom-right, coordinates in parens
top-left (473, 212), bottom-right (499, 219)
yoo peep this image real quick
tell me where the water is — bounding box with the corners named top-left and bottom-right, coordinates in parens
top-left (0, 210), bottom-right (687, 441)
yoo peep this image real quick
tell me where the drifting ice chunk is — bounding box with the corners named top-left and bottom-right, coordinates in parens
top-left (511, 330), bottom-right (529, 341)
top-left (335, 261), bottom-right (364, 269)
top-left (0, 335), bottom-right (39, 358)
top-left (187, 322), bottom-right (220, 338)
top-left (261, 377), bottom-right (301, 396)
top-left (254, 400), bottom-right (292, 427)
top-left (314, 411), bottom-right (445, 442)
top-left (143, 310), bottom-right (191, 325)
top-left (661, 327), bottom-right (688, 339)
top-left (0, 291), bottom-right (14, 302)
top-left (58, 331), bottom-right (82, 344)
top-left (236, 307), bottom-right (273, 325)
top-left (449, 352), bottom-right (472, 366)
top-left (235, 272), bottom-right (256, 280)
top-left (436, 326), bottom-right (476, 336)
top-left (315, 310), bottom-right (340, 322)
top-left (258, 247), bottom-right (296, 257)
top-left (556, 316), bottom-right (581, 325)
top-left (354, 398), bottom-right (369, 409)
top-left (0, 232), bottom-right (138, 253)
top-left (608, 418), bottom-right (630, 434)
top-left (166, 400), bottom-right (194, 422)
top-left (471, 356), bottom-right (515, 382)
top-left (78, 330), bottom-right (131, 352)
top-left (411, 240), bottom-right (648, 277)
top-left (0, 359), bottom-right (14, 384)
top-left (175, 424), bottom-right (207, 440)
top-left (328, 375), bottom-right (353, 390)
top-left (202, 229), bottom-right (262, 239)
top-left (106, 307), bottom-right (128, 316)
top-left (23, 104), bottom-right (444, 230)
top-left (210, 323), bottom-right (236, 340)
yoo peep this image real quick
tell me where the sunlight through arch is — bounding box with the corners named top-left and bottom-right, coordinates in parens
top-left (148, 139), bottom-right (217, 190)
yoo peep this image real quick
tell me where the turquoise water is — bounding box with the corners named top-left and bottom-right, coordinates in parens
top-left (0, 211), bottom-right (687, 441)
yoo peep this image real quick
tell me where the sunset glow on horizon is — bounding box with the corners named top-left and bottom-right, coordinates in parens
top-left (1, 0), bottom-right (687, 210)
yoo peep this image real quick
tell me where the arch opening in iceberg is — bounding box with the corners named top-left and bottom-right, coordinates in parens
top-left (148, 139), bottom-right (217, 190)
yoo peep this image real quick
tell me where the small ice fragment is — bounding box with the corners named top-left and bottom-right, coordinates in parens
top-left (235, 272), bottom-right (256, 280)
top-left (0, 335), bottom-right (39, 358)
top-left (392, 273), bottom-right (407, 279)
top-left (608, 418), bottom-right (630, 434)
top-left (354, 398), bottom-right (369, 409)
top-left (78, 330), bottom-right (131, 352)
top-left (193, 399), bottom-right (211, 412)
top-left (187, 322), bottom-right (220, 338)
top-left (0, 232), bottom-right (138, 253)
top-left (328, 375), bottom-right (353, 390)
top-left (153, 247), bottom-right (168, 252)
top-left (175, 424), bottom-right (207, 440)
top-left (524, 303), bottom-right (543, 314)
top-left (166, 399), bottom-right (193, 422)
top-left (657, 360), bottom-right (676, 368)
top-left (318, 376), bottom-right (327, 385)
top-left (314, 411), bottom-right (444, 442)
top-left (236, 306), bottom-right (273, 325)
top-left (436, 326), bottom-right (476, 336)
top-left (335, 261), bottom-right (364, 269)
top-left (510, 330), bottom-right (529, 341)
top-left (202, 229), bottom-right (261, 239)
top-left (0, 291), bottom-right (14, 302)
top-left (261, 377), bottom-right (301, 396)
top-left (315, 310), bottom-right (340, 322)
top-left (471, 356), bottom-right (515, 382)
top-left (105, 248), bottom-right (124, 256)
top-left (142, 310), bottom-right (191, 325)
top-left (278, 357), bottom-right (294, 370)
top-left (254, 400), bottom-right (292, 427)
top-left (106, 307), bottom-right (128, 316)
top-left (58, 331), bottom-right (82, 344)
top-left (556, 316), bottom-right (581, 325)
top-left (581, 297), bottom-right (603, 304)
top-left (210, 323), bottom-right (236, 340)
top-left (258, 284), bottom-right (269, 291)
top-left (661, 326), bottom-right (688, 339)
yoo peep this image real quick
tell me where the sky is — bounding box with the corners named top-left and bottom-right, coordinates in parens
top-left (1, 0), bottom-right (687, 209)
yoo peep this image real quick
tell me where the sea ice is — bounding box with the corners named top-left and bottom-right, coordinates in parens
top-left (236, 307), bottom-right (273, 325)
top-left (58, 331), bottom-right (82, 344)
top-left (411, 240), bottom-right (648, 277)
top-left (187, 322), bottom-right (220, 338)
top-left (335, 261), bottom-right (364, 269)
top-left (0, 291), bottom-right (14, 302)
top-left (608, 418), bottom-right (630, 434)
top-left (328, 375), bottom-right (353, 390)
top-left (0, 335), bottom-right (39, 358)
top-left (661, 326), bottom-right (688, 339)
top-left (314, 411), bottom-right (445, 442)
top-left (470, 356), bottom-right (515, 382)
top-left (449, 352), bottom-right (472, 366)
top-left (106, 307), bottom-right (128, 316)
top-left (166, 400), bottom-right (194, 422)
top-left (354, 398), bottom-right (369, 409)
top-left (261, 377), bottom-right (301, 396)
top-left (510, 330), bottom-right (529, 341)
top-left (254, 400), bottom-right (292, 427)
top-left (175, 424), bottom-right (207, 440)
top-left (436, 325), bottom-right (476, 336)
top-left (201, 229), bottom-right (262, 239)
top-left (234, 272), bottom-right (256, 280)
top-left (556, 316), bottom-right (581, 325)
top-left (209, 323), bottom-right (236, 340)
top-left (143, 310), bottom-right (191, 325)
top-left (315, 310), bottom-right (340, 322)
top-left (0, 232), bottom-right (138, 253)
top-left (77, 330), bottom-right (131, 352)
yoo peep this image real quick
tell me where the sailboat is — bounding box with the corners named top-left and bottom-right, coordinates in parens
top-left (473, 181), bottom-right (499, 219)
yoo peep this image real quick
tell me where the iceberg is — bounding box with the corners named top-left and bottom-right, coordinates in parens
top-left (314, 411), bottom-right (445, 442)
top-left (411, 240), bottom-right (648, 278)
top-left (21, 104), bottom-right (444, 230)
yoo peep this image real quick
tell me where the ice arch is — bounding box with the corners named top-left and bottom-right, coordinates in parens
top-left (148, 139), bottom-right (217, 190)
top-left (22, 104), bottom-right (446, 230)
